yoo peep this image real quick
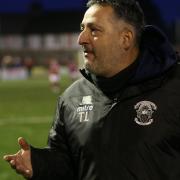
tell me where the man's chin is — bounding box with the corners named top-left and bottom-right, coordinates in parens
top-left (85, 64), bottom-right (99, 76)
top-left (85, 63), bottom-right (94, 73)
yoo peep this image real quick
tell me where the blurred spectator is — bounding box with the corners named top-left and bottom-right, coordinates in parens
top-left (24, 56), bottom-right (35, 77)
top-left (48, 58), bottom-right (60, 93)
top-left (1, 55), bottom-right (13, 68)
top-left (14, 56), bottom-right (23, 68)
top-left (68, 61), bottom-right (79, 81)
top-left (1, 55), bottom-right (27, 80)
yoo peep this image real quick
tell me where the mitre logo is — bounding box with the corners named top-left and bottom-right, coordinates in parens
top-left (77, 96), bottom-right (93, 122)
top-left (134, 101), bottom-right (157, 126)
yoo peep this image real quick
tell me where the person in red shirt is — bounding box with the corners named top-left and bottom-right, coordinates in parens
top-left (48, 58), bottom-right (60, 93)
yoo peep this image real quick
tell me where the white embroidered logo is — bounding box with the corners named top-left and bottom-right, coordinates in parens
top-left (134, 101), bottom-right (157, 126)
top-left (77, 96), bottom-right (93, 122)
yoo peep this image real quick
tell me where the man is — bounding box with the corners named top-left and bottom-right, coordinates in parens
top-left (4, 0), bottom-right (180, 179)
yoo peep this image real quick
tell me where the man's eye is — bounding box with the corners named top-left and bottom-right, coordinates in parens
top-left (91, 28), bottom-right (98, 35)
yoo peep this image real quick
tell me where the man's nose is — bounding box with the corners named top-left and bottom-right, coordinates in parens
top-left (78, 29), bottom-right (90, 45)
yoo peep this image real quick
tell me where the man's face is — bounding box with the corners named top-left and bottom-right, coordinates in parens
top-left (78, 4), bottom-right (129, 77)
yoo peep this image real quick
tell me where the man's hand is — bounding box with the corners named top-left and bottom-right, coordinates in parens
top-left (3, 137), bottom-right (33, 179)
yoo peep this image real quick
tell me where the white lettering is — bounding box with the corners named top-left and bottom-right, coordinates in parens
top-left (79, 112), bottom-right (84, 122)
top-left (84, 112), bottom-right (89, 121)
top-left (77, 105), bottom-right (93, 113)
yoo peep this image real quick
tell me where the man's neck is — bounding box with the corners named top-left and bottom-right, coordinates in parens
top-left (106, 47), bottom-right (140, 78)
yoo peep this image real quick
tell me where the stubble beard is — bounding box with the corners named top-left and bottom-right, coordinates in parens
top-left (84, 59), bottom-right (96, 74)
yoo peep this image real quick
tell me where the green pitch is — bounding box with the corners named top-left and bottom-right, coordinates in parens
top-left (0, 75), bottom-right (73, 180)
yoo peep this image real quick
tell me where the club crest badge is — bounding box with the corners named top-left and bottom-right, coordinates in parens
top-left (134, 101), bottom-right (157, 126)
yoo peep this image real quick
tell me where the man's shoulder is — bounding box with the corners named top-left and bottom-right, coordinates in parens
top-left (62, 77), bottom-right (96, 98)
top-left (175, 62), bottom-right (180, 79)
top-left (163, 63), bottom-right (180, 91)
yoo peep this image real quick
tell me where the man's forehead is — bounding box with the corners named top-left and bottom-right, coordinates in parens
top-left (82, 4), bottom-right (115, 24)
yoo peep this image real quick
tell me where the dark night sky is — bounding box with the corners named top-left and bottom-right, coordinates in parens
top-left (0, 0), bottom-right (179, 23)
top-left (152, 0), bottom-right (180, 23)
top-left (0, 0), bottom-right (86, 13)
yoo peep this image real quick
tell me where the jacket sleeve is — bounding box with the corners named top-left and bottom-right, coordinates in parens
top-left (29, 97), bottom-right (75, 180)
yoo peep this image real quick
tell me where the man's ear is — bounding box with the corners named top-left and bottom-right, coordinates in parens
top-left (119, 28), bottom-right (134, 50)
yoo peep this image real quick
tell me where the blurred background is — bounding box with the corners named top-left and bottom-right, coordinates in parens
top-left (0, 0), bottom-right (179, 179)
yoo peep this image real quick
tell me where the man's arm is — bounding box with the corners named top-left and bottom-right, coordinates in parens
top-left (4, 97), bottom-right (75, 180)
top-left (30, 97), bottom-right (75, 180)
top-left (3, 137), bottom-right (33, 179)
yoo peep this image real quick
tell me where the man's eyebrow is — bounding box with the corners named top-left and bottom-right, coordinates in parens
top-left (80, 22), bottom-right (103, 29)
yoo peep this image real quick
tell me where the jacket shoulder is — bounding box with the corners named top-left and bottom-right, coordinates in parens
top-left (163, 63), bottom-right (180, 92)
top-left (61, 77), bottom-right (97, 99)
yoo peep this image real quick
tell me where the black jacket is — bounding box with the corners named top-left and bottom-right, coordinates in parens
top-left (30, 26), bottom-right (180, 180)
